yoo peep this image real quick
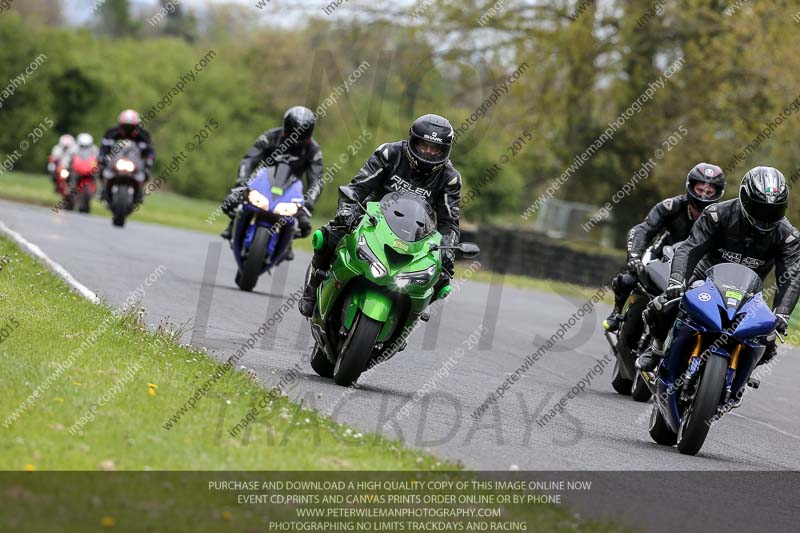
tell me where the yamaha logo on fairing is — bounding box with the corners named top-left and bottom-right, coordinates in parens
top-left (389, 175), bottom-right (432, 198)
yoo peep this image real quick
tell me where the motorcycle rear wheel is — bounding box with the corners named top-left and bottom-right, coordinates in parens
top-left (334, 312), bottom-right (382, 387)
top-left (677, 355), bottom-right (727, 456)
top-left (63, 193), bottom-right (75, 211)
top-left (236, 226), bottom-right (270, 292)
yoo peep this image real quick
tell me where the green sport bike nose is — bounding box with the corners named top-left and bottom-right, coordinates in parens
top-left (306, 188), bottom-right (479, 386)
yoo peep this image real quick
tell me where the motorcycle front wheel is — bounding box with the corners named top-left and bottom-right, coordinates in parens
top-left (111, 188), bottom-right (131, 227)
top-left (78, 187), bottom-right (91, 213)
top-left (236, 225), bottom-right (270, 292)
top-left (334, 312), bottom-right (382, 387)
top-left (677, 354), bottom-right (727, 455)
top-left (631, 371), bottom-right (653, 402)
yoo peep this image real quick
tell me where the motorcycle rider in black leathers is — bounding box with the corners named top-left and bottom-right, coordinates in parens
top-left (97, 109), bottom-right (155, 204)
top-left (604, 163), bottom-right (726, 332)
top-left (637, 166), bottom-right (800, 371)
top-left (220, 106), bottom-right (323, 256)
top-left (298, 114), bottom-right (462, 318)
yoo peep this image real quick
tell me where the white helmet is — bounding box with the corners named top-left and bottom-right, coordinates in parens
top-left (59, 134), bottom-right (75, 147)
top-left (77, 133), bottom-right (93, 148)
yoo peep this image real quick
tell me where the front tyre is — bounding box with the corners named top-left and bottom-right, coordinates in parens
top-left (78, 187), bottom-right (91, 213)
top-left (334, 312), bottom-right (382, 387)
top-left (111, 188), bottom-right (130, 227)
top-left (677, 355), bottom-right (727, 456)
top-left (611, 359), bottom-right (633, 395)
top-left (236, 226), bottom-right (270, 292)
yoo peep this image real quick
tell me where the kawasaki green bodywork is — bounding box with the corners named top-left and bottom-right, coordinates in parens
top-left (309, 199), bottom-right (444, 364)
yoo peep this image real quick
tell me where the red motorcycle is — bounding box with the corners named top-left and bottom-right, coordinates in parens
top-left (57, 149), bottom-right (98, 213)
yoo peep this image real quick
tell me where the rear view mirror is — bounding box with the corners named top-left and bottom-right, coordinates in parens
top-left (458, 242), bottom-right (480, 258)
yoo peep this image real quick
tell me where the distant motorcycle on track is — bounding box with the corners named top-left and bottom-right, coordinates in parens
top-left (230, 164), bottom-right (306, 292)
top-left (57, 147), bottom-right (98, 213)
top-left (103, 140), bottom-right (146, 227)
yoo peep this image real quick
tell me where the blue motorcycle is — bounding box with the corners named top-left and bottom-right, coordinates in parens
top-left (231, 165), bottom-right (305, 291)
top-left (642, 263), bottom-right (778, 455)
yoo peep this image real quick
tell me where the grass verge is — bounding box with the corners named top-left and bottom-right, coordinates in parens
top-left (0, 234), bottom-right (445, 470)
top-left (0, 236), bottom-right (624, 532)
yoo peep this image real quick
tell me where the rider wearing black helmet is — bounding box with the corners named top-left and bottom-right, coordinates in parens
top-left (604, 163), bottom-right (726, 332)
top-left (220, 106), bottom-right (324, 248)
top-left (298, 114), bottom-right (462, 317)
top-left (637, 166), bottom-right (800, 371)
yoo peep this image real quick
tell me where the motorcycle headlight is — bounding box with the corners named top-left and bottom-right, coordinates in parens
top-left (247, 189), bottom-right (270, 210)
top-left (115, 159), bottom-right (135, 173)
top-left (357, 234), bottom-right (387, 278)
top-left (395, 264), bottom-right (437, 288)
top-left (273, 202), bottom-right (299, 217)
top-left (59, 169), bottom-right (70, 178)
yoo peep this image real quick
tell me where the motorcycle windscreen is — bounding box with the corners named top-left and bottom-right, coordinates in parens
top-left (379, 193), bottom-right (436, 242)
top-left (705, 263), bottom-right (763, 310)
top-left (268, 162), bottom-right (301, 192)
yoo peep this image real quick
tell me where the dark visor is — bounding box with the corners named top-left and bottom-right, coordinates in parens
top-left (742, 195), bottom-right (787, 224)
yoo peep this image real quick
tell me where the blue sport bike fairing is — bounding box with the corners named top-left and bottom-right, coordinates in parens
top-left (641, 262), bottom-right (778, 456)
top-left (231, 166), bottom-right (305, 292)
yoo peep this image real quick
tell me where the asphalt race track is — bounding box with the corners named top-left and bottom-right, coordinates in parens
top-left (2, 199), bottom-right (799, 531)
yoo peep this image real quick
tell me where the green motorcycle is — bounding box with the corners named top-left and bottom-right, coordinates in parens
top-left (306, 187), bottom-right (480, 386)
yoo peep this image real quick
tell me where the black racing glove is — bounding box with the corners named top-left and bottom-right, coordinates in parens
top-left (664, 283), bottom-right (684, 301)
top-left (654, 282), bottom-right (684, 311)
top-left (296, 210), bottom-right (312, 238)
top-left (333, 202), bottom-right (360, 229)
top-left (442, 249), bottom-right (455, 277)
top-left (627, 256), bottom-right (645, 279)
top-left (775, 313), bottom-right (790, 336)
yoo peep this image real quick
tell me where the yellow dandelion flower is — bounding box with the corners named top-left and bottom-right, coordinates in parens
top-left (222, 511), bottom-right (232, 521)
top-left (24, 464), bottom-right (36, 471)
top-left (101, 516), bottom-right (115, 527)
top-left (148, 383), bottom-right (157, 396)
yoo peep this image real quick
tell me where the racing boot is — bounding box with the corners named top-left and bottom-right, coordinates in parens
top-left (636, 338), bottom-right (665, 371)
top-left (298, 269), bottom-right (325, 318)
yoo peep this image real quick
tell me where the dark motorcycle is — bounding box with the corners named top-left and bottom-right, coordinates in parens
top-left (230, 164), bottom-right (305, 292)
top-left (103, 140), bottom-right (145, 227)
top-left (641, 263), bottom-right (777, 455)
top-left (605, 241), bottom-right (679, 402)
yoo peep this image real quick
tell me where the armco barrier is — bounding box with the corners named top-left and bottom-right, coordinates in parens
top-left (460, 227), bottom-right (623, 287)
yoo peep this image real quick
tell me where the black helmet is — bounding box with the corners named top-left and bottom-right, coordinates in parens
top-left (406, 114), bottom-right (454, 174)
top-left (686, 163), bottom-right (726, 211)
top-left (739, 166), bottom-right (789, 233)
top-left (283, 106), bottom-right (315, 142)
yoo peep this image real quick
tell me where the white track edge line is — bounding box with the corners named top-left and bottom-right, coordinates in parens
top-left (0, 220), bottom-right (100, 304)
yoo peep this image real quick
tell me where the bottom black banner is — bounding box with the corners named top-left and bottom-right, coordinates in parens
top-left (0, 471), bottom-right (797, 532)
